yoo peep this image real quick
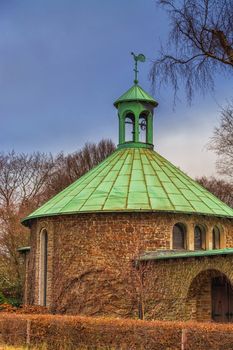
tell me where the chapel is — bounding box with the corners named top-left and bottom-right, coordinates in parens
top-left (21, 56), bottom-right (233, 322)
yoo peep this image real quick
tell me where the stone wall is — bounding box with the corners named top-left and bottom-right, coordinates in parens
top-left (144, 255), bottom-right (233, 321)
top-left (25, 211), bottom-right (233, 320)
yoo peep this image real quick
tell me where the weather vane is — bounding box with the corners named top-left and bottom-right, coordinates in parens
top-left (131, 52), bottom-right (146, 85)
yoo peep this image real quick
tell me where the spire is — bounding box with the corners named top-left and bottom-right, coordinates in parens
top-left (114, 53), bottom-right (158, 150)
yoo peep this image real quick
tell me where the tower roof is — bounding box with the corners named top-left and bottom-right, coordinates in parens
top-left (22, 147), bottom-right (233, 225)
top-left (114, 84), bottom-right (158, 108)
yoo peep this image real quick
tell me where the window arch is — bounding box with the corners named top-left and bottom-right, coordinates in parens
top-left (125, 112), bottom-right (135, 142)
top-left (39, 229), bottom-right (48, 306)
top-left (172, 223), bottom-right (186, 249)
top-left (194, 225), bottom-right (206, 250)
top-left (212, 226), bottom-right (221, 249)
top-left (139, 112), bottom-right (148, 143)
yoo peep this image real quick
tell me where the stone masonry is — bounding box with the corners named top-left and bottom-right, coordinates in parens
top-left (25, 211), bottom-right (233, 320)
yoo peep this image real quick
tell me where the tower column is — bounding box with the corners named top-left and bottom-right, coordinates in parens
top-left (134, 114), bottom-right (139, 143)
top-left (119, 114), bottom-right (125, 144)
top-left (147, 114), bottom-right (153, 144)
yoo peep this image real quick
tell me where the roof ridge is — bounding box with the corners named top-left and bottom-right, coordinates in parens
top-left (140, 148), bottom-right (152, 209)
top-left (153, 150), bottom-right (233, 214)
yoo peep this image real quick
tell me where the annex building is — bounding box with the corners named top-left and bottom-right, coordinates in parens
top-left (21, 60), bottom-right (233, 323)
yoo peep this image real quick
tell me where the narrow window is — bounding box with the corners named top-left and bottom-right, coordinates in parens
top-left (173, 223), bottom-right (186, 249)
top-left (125, 113), bottom-right (135, 142)
top-left (194, 225), bottom-right (206, 250)
top-left (139, 113), bottom-right (147, 143)
top-left (39, 229), bottom-right (48, 306)
top-left (213, 226), bottom-right (220, 249)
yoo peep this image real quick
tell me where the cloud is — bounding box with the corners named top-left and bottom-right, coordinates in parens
top-left (156, 116), bottom-right (217, 178)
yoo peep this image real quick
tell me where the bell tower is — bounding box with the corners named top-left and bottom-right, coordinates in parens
top-left (114, 53), bottom-right (158, 150)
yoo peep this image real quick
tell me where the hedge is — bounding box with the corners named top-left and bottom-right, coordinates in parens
top-left (1, 313), bottom-right (233, 349)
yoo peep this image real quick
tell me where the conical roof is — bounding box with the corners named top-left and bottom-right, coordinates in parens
top-left (22, 147), bottom-right (233, 224)
top-left (114, 85), bottom-right (158, 107)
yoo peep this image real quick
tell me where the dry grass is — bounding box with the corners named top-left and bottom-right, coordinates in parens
top-left (0, 346), bottom-right (47, 350)
top-left (0, 347), bottom-right (27, 350)
top-left (0, 344), bottom-right (104, 350)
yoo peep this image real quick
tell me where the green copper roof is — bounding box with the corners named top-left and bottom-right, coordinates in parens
top-left (22, 147), bottom-right (233, 224)
top-left (114, 85), bottom-right (158, 107)
top-left (139, 248), bottom-right (233, 261)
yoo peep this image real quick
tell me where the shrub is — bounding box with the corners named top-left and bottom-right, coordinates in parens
top-left (0, 291), bottom-right (6, 304)
top-left (1, 313), bottom-right (233, 350)
top-left (0, 290), bottom-right (21, 308)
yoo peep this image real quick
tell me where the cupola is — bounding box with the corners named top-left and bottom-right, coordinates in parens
top-left (114, 53), bottom-right (158, 150)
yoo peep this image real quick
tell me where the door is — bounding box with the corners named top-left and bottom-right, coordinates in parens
top-left (212, 277), bottom-right (233, 322)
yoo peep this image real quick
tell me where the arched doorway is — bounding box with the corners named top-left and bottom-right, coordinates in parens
top-left (212, 276), bottom-right (233, 322)
top-left (186, 269), bottom-right (233, 322)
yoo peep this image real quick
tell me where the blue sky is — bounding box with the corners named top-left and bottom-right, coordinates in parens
top-left (0, 0), bottom-right (232, 178)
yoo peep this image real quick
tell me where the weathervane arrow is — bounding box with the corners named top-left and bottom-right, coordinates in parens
top-left (131, 52), bottom-right (146, 85)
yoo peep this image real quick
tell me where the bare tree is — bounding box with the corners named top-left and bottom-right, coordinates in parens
top-left (46, 139), bottom-right (115, 197)
top-left (0, 151), bottom-right (56, 210)
top-left (0, 139), bottom-right (115, 303)
top-left (197, 176), bottom-right (233, 207)
top-left (151, 0), bottom-right (233, 101)
top-left (208, 102), bottom-right (233, 180)
top-left (0, 152), bottom-right (55, 300)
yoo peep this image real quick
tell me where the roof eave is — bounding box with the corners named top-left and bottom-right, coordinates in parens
top-left (22, 208), bottom-right (233, 227)
top-left (139, 248), bottom-right (233, 262)
top-left (114, 98), bottom-right (158, 108)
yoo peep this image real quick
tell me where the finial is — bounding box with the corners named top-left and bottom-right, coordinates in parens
top-left (131, 52), bottom-right (146, 85)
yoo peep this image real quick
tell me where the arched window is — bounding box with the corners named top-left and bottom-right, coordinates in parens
top-left (194, 225), bottom-right (206, 250)
top-left (139, 112), bottom-right (148, 143)
top-left (39, 229), bottom-right (48, 306)
top-left (172, 223), bottom-right (186, 249)
top-left (125, 113), bottom-right (135, 142)
top-left (212, 226), bottom-right (221, 249)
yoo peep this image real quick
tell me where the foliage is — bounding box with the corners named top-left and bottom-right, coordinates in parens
top-left (151, 0), bottom-right (233, 101)
top-left (0, 291), bottom-right (6, 304)
top-left (0, 291), bottom-right (21, 308)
